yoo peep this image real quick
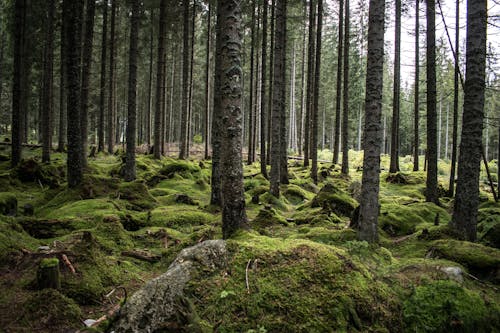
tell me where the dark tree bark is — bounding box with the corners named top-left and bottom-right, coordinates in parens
top-left (413, 0), bottom-right (419, 171)
top-left (215, 0), bottom-right (248, 239)
top-left (341, 0), bottom-right (350, 175)
top-left (64, 0), bottom-right (84, 187)
top-left (107, 0), bottom-right (116, 154)
top-left (80, 0), bottom-right (96, 166)
top-left (304, 0), bottom-right (316, 167)
top-left (179, 0), bottom-right (190, 159)
top-left (358, 0), bottom-right (385, 243)
top-left (153, 0), bottom-right (166, 159)
top-left (41, 0), bottom-right (55, 163)
top-left (450, 0), bottom-right (487, 241)
top-left (98, 0), bottom-right (108, 153)
top-left (247, 0), bottom-right (256, 165)
top-left (448, 0), bottom-right (459, 196)
top-left (389, 0), bottom-right (401, 173)
top-left (146, 10), bottom-right (154, 148)
top-left (333, 0), bottom-right (343, 165)
top-left (124, 0), bottom-right (140, 182)
top-left (204, 2), bottom-right (212, 160)
top-left (298, 3), bottom-right (306, 156)
top-left (270, 0), bottom-right (287, 197)
top-left (425, 0), bottom-right (438, 204)
top-left (187, 2), bottom-right (196, 155)
top-left (311, 0), bottom-right (323, 184)
top-left (266, 0), bottom-right (275, 165)
top-left (259, 0), bottom-right (268, 178)
top-left (11, 0), bottom-right (26, 167)
top-left (210, 16), bottom-right (222, 206)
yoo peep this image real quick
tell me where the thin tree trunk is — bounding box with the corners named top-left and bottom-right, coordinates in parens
top-left (358, 0), bottom-right (385, 243)
top-left (204, 2), bottom-right (212, 160)
top-left (341, 0), bottom-right (350, 175)
top-left (64, 0), bottom-right (84, 187)
top-left (247, 0), bottom-right (256, 164)
top-left (448, 0), bottom-right (459, 195)
top-left (12, 0), bottom-right (26, 167)
top-left (413, 0), bottom-right (419, 171)
top-left (333, 0), bottom-right (344, 165)
top-left (97, 0), bottom-right (107, 153)
top-left (304, 0), bottom-right (316, 167)
top-left (107, 0), bottom-right (116, 154)
top-left (445, 103), bottom-right (449, 159)
top-left (298, 2), bottom-right (306, 156)
top-left (187, 2), bottom-right (196, 156)
top-left (80, 0), bottom-right (96, 166)
top-left (425, 0), bottom-right (438, 204)
top-left (124, 0), bottom-right (140, 181)
top-left (266, 0), bottom-right (276, 165)
top-left (311, 0), bottom-right (323, 184)
top-left (42, 0), bottom-right (55, 163)
top-left (260, 0), bottom-right (268, 177)
top-left (146, 10), bottom-right (154, 148)
top-left (450, 0), bottom-right (487, 241)
top-left (389, 0), bottom-right (401, 173)
top-left (179, 0), bottom-right (190, 159)
top-left (153, 0), bottom-right (166, 159)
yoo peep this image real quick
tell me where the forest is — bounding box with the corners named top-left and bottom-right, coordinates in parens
top-left (0, 0), bottom-right (499, 332)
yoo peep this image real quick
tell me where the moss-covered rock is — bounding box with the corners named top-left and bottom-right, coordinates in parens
top-left (429, 239), bottom-right (500, 282)
top-left (19, 218), bottom-right (75, 239)
top-left (159, 160), bottom-right (201, 179)
top-left (0, 192), bottom-right (17, 216)
top-left (291, 207), bottom-right (343, 226)
top-left (310, 183), bottom-right (358, 217)
top-left (477, 206), bottom-right (500, 248)
top-left (283, 184), bottom-right (313, 205)
top-left (116, 181), bottom-right (157, 211)
top-left (403, 280), bottom-right (498, 332)
top-left (252, 206), bottom-right (288, 231)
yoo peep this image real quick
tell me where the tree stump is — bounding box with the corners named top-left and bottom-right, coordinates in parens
top-left (37, 258), bottom-right (60, 290)
top-left (23, 203), bottom-right (34, 216)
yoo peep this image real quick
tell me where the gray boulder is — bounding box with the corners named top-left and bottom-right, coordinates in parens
top-left (111, 240), bottom-right (227, 333)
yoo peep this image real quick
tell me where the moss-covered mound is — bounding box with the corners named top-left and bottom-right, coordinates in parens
top-left (310, 183), bottom-right (358, 217)
top-left (116, 181), bottom-right (157, 211)
top-left (252, 206), bottom-right (288, 231)
top-left (0, 192), bottom-right (17, 216)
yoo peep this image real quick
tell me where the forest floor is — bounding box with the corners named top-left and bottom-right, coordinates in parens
top-left (0, 144), bottom-right (499, 332)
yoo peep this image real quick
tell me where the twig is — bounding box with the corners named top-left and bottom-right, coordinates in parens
top-left (245, 259), bottom-right (252, 294)
top-left (61, 254), bottom-right (76, 274)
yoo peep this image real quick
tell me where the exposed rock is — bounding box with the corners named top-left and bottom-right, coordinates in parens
top-left (111, 240), bottom-right (227, 333)
top-left (439, 266), bottom-right (464, 283)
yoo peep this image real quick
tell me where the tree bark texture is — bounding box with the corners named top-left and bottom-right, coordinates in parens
top-left (413, 0), bottom-right (419, 171)
top-left (358, 0), bottom-right (385, 243)
top-left (41, 0), bottom-right (55, 163)
top-left (449, 0), bottom-right (460, 196)
top-left (389, 0), bottom-right (401, 173)
top-left (333, 0), bottom-right (344, 165)
top-left (311, 0), bottom-right (323, 184)
top-left (107, 0), bottom-right (116, 154)
top-left (154, 0), bottom-right (166, 159)
top-left (216, 0), bottom-right (248, 239)
top-left (341, 0), bottom-right (350, 175)
top-left (98, 1), bottom-right (108, 153)
top-left (304, 0), bottom-right (316, 167)
top-left (179, 0), bottom-right (190, 159)
top-left (259, 0), bottom-right (268, 178)
top-left (450, 0), bottom-right (487, 241)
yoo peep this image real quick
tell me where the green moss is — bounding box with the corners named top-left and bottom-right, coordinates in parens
top-left (251, 207), bottom-right (289, 231)
top-left (116, 181), bottom-right (157, 210)
top-left (259, 192), bottom-right (290, 212)
top-left (283, 184), bottom-right (314, 205)
top-left (23, 289), bottom-right (82, 330)
top-left (430, 239), bottom-right (500, 281)
top-left (477, 206), bottom-right (500, 248)
top-left (0, 192), bottom-right (17, 215)
top-left (40, 258), bottom-right (59, 268)
top-left (379, 202), bottom-right (450, 237)
top-left (292, 227), bottom-right (357, 245)
top-left (403, 280), bottom-right (494, 332)
top-left (158, 159), bottom-right (201, 179)
top-left (291, 207), bottom-right (343, 226)
top-left (149, 206), bottom-right (216, 230)
top-left (0, 217), bottom-right (39, 262)
top-left (310, 182), bottom-right (358, 217)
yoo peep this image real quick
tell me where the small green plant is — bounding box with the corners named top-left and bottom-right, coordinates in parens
top-left (193, 134), bottom-right (203, 144)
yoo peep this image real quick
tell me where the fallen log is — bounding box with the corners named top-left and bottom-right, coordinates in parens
top-left (121, 250), bottom-right (161, 263)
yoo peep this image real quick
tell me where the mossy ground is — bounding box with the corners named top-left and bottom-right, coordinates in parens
top-left (0, 146), bottom-right (498, 332)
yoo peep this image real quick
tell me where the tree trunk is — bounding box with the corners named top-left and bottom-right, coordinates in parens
top-left (247, 0), bottom-right (256, 165)
top-left (97, 1), bottom-right (108, 153)
top-left (425, 0), bottom-right (438, 204)
top-left (270, 0), bottom-right (287, 197)
top-left (266, 0), bottom-right (275, 165)
top-left (311, 0), bottom-right (323, 184)
top-left (146, 10), bottom-right (154, 149)
top-left (64, 0), bottom-right (84, 187)
top-left (333, 0), bottom-right (344, 165)
top-left (413, 0), bottom-right (419, 171)
top-left (341, 0), bottom-right (350, 175)
top-left (204, 2), bottom-right (212, 160)
top-left (358, 0), bottom-right (385, 243)
top-left (80, 0), bottom-right (96, 166)
top-left (11, 0), bottom-right (26, 167)
top-left (153, 0), bottom-right (166, 159)
top-left (107, 0), bottom-right (116, 154)
top-left (304, 0), bottom-right (316, 167)
top-left (259, 0), bottom-right (268, 177)
top-left (216, 0), bottom-right (248, 239)
top-left (389, 0), bottom-right (401, 173)
top-left (448, 0), bottom-right (459, 196)
top-left (124, 0), bottom-right (140, 182)
top-left (187, 2), bottom-right (196, 156)
top-left (450, 0), bottom-right (487, 241)
top-left (298, 3), bottom-right (306, 156)
top-left (41, 0), bottom-right (55, 163)
top-left (179, 0), bottom-right (190, 159)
